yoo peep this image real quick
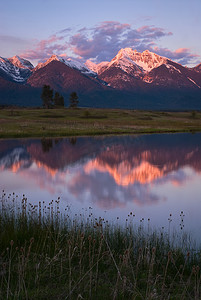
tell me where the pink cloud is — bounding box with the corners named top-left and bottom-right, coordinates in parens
top-left (20, 34), bottom-right (68, 62)
top-left (152, 46), bottom-right (199, 64)
top-left (19, 21), bottom-right (200, 66)
top-left (175, 48), bottom-right (189, 54)
top-left (137, 25), bottom-right (172, 36)
top-left (69, 22), bottom-right (175, 62)
top-left (95, 21), bottom-right (130, 34)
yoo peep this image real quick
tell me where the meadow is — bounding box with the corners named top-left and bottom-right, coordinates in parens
top-left (0, 192), bottom-right (200, 299)
top-left (0, 107), bottom-right (201, 138)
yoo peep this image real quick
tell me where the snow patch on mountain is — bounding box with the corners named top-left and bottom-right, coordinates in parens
top-left (187, 77), bottom-right (201, 88)
top-left (65, 58), bottom-right (95, 75)
top-left (143, 77), bottom-right (153, 84)
top-left (165, 64), bottom-right (182, 73)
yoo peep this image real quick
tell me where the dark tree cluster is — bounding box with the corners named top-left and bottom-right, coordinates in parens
top-left (41, 85), bottom-right (64, 108)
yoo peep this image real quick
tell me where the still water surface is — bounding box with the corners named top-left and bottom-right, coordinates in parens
top-left (0, 133), bottom-right (201, 244)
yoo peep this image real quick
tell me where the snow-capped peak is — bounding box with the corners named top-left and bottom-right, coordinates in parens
top-left (85, 48), bottom-right (168, 76)
top-left (0, 56), bottom-right (31, 83)
top-left (108, 48), bottom-right (144, 73)
top-left (8, 55), bottom-right (34, 70)
top-left (34, 55), bottom-right (64, 71)
top-left (114, 48), bottom-right (137, 60)
top-left (34, 55), bottom-right (96, 76)
top-left (45, 54), bottom-right (66, 64)
top-left (110, 48), bottom-right (167, 72)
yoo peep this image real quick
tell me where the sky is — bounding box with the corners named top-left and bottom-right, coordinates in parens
top-left (1, 0), bottom-right (201, 67)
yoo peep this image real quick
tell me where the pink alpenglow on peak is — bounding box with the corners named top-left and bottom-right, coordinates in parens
top-left (8, 55), bottom-right (34, 70)
top-left (34, 55), bottom-right (67, 71)
top-left (109, 48), bottom-right (167, 72)
top-left (86, 48), bottom-right (168, 75)
top-left (85, 60), bottom-right (109, 74)
top-left (34, 55), bottom-right (95, 75)
top-left (0, 55), bottom-right (32, 82)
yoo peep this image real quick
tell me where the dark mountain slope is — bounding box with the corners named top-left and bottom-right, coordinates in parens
top-left (28, 61), bottom-right (105, 94)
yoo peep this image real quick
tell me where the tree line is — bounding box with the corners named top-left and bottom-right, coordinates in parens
top-left (41, 85), bottom-right (79, 108)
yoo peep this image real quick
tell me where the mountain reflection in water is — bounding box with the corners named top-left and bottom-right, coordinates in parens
top-left (0, 133), bottom-right (201, 242)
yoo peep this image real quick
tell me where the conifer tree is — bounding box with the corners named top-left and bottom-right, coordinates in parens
top-left (69, 92), bottom-right (79, 108)
top-left (41, 85), bottom-right (53, 108)
top-left (54, 92), bottom-right (64, 107)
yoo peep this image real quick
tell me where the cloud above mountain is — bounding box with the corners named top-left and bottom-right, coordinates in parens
top-left (20, 35), bottom-right (67, 62)
top-left (151, 47), bottom-right (200, 65)
top-left (69, 22), bottom-right (173, 62)
top-left (20, 21), bottom-right (199, 66)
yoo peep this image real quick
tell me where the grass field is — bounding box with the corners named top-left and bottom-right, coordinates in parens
top-left (0, 193), bottom-right (200, 299)
top-left (0, 107), bottom-right (201, 138)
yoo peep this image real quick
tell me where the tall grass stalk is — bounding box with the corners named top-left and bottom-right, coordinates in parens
top-left (0, 192), bottom-right (201, 299)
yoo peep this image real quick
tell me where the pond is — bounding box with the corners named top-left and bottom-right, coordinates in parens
top-left (0, 133), bottom-right (201, 245)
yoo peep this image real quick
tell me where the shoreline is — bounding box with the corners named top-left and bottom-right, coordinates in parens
top-left (0, 107), bottom-right (201, 139)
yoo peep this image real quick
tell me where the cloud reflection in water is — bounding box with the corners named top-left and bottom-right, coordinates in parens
top-left (0, 134), bottom-right (200, 210)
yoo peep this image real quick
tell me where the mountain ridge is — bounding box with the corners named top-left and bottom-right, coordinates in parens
top-left (0, 48), bottom-right (201, 109)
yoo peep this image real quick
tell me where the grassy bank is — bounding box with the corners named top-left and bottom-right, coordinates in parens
top-left (0, 193), bottom-right (200, 299)
top-left (0, 107), bottom-right (201, 138)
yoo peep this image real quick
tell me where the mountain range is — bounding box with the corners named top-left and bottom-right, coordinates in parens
top-left (1, 48), bottom-right (201, 110)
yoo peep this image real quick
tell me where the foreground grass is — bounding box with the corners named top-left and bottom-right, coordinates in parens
top-left (0, 107), bottom-right (201, 138)
top-left (0, 193), bottom-right (201, 299)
